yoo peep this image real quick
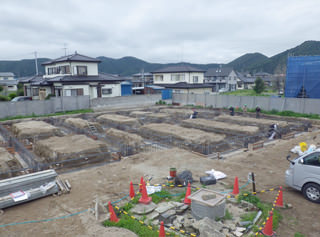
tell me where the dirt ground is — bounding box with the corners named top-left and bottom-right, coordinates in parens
top-left (11, 120), bottom-right (61, 138)
top-left (0, 127), bottom-right (319, 236)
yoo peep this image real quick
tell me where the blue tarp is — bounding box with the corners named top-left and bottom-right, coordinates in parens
top-left (162, 89), bottom-right (172, 100)
top-left (285, 56), bottom-right (320, 98)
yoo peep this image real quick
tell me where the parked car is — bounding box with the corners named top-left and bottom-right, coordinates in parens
top-left (11, 96), bottom-right (32, 102)
top-left (218, 88), bottom-right (228, 93)
top-left (285, 151), bottom-right (320, 203)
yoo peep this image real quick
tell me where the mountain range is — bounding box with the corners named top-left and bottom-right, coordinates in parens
top-left (1, 41), bottom-right (320, 77)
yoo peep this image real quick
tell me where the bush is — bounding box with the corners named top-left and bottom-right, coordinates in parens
top-left (253, 77), bottom-right (265, 94)
top-left (0, 95), bottom-right (9, 101)
top-left (8, 93), bottom-right (17, 100)
top-left (17, 88), bottom-right (24, 96)
top-left (45, 94), bottom-right (54, 100)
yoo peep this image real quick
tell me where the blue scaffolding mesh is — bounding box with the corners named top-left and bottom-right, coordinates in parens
top-left (285, 56), bottom-right (320, 98)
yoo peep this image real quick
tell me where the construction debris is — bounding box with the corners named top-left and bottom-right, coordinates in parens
top-left (0, 169), bottom-right (59, 209)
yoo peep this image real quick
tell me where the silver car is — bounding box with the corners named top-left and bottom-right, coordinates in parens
top-left (285, 150), bottom-right (320, 203)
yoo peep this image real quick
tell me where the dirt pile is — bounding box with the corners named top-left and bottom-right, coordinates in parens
top-left (182, 119), bottom-right (259, 134)
top-left (65, 118), bottom-right (103, 132)
top-left (216, 115), bottom-right (288, 127)
top-left (160, 108), bottom-right (193, 118)
top-left (106, 128), bottom-right (143, 147)
top-left (129, 111), bottom-right (152, 117)
top-left (12, 120), bottom-right (62, 139)
top-left (140, 123), bottom-right (225, 144)
top-left (97, 114), bottom-right (141, 129)
top-left (34, 135), bottom-right (109, 162)
top-left (0, 147), bottom-right (21, 177)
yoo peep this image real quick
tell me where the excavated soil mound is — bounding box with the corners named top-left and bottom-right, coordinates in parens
top-left (215, 115), bottom-right (288, 127)
top-left (160, 108), bottom-right (194, 117)
top-left (140, 123), bottom-right (225, 144)
top-left (129, 111), bottom-right (153, 117)
top-left (12, 120), bottom-right (61, 139)
top-left (0, 147), bottom-right (21, 177)
top-left (34, 135), bottom-right (108, 162)
top-left (97, 114), bottom-right (141, 129)
top-left (106, 128), bottom-right (143, 147)
top-left (182, 119), bottom-right (259, 134)
top-left (65, 118), bottom-right (103, 132)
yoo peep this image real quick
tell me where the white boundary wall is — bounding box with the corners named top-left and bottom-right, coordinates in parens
top-left (172, 92), bottom-right (320, 114)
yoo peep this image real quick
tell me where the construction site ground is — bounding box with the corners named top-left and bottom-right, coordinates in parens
top-left (0, 129), bottom-right (319, 236)
top-left (0, 106), bottom-right (318, 236)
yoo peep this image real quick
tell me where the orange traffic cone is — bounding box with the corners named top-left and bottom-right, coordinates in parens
top-left (139, 176), bottom-right (144, 193)
top-left (184, 182), bottom-right (192, 205)
top-left (232, 176), bottom-right (239, 195)
top-left (262, 211), bottom-right (275, 236)
top-left (139, 180), bottom-right (152, 204)
top-left (108, 201), bottom-right (119, 222)
top-left (275, 186), bottom-right (283, 207)
top-left (129, 181), bottom-right (135, 199)
top-left (159, 221), bottom-right (165, 237)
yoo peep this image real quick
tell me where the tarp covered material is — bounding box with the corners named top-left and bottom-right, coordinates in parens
top-left (285, 56), bottom-right (320, 98)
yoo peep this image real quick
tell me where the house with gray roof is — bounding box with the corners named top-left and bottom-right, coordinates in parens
top-left (0, 72), bottom-right (18, 92)
top-left (151, 65), bottom-right (213, 94)
top-left (204, 67), bottom-right (238, 92)
top-left (19, 52), bottom-right (124, 100)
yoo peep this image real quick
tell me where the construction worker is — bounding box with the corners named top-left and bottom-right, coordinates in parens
top-left (256, 106), bottom-right (261, 118)
top-left (229, 106), bottom-right (235, 116)
top-left (243, 104), bottom-right (247, 112)
top-left (190, 109), bottom-right (198, 119)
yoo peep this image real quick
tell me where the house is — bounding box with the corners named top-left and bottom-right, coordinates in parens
top-left (19, 52), bottom-right (125, 100)
top-left (132, 72), bottom-right (153, 85)
top-left (237, 72), bottom-right (255, 89)
top-left (152, 65), bottom-right (212, 93)
top-left (204, 67), bottom-right (238, 92)
top-left (0, 72), bottom-right (18, 93)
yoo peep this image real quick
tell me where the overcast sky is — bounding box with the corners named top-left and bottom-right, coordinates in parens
top-left (0, 0), bottom-right (319, 63)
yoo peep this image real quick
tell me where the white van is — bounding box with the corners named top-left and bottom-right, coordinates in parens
top-left (285, 150), bottom-right (320, 203)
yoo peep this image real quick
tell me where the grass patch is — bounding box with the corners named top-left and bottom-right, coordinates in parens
top-left (237, 192), bottom-right (282, 232)
top-left (294, 232), bottom-right (305, 237)
top-left (222, 89), bottom-right (277, 97)
top-left (216, 209), bottom-right (233, 221)
top-left (0, 109), bottom-right (93, 121)
top-left (104, 214), bottom-right (174, 237)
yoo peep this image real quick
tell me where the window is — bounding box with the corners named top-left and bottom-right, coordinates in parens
top-left (60, 66), bottom-right (70, 74)
top-left (155, 75), bottom-right (163, 82)
top-left (171, 74), bottom-right (185, 82)
top-left (32, 88), bottom-right (39, 96)
top-left (303, 153), bottom-right (320, 167)
top-left (193, 76), bottom-right (199, 83)
top-left (102, 88), bottom-right (112, 95)
top-left (64, 88), bottom-right (84, 96)
top-left (4, 77), bottom-right (8, 80)
top-left (77, 66), bottom-right (87, 76)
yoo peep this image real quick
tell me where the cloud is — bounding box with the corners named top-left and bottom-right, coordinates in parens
top-left (0, 0), bottom-right (319, 63)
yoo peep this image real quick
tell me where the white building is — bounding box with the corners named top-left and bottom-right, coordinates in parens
top-left (204, 67), bottom-right (238, 92)
top-left (152, 65), bottom-right (213, 93)
top-left (0, 72), bottom-right (18, 92)
top-left (20, 53), bottom-right (124, 100)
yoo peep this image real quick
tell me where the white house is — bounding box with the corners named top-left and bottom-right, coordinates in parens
top-left (152, 65), bottom-right (212, 93)
top-left (0, 72), bottom-right (18, 92)
top-left (19, 53), bottom-right (124, 100)
top-left (204, 67), bottom-right (238, 92)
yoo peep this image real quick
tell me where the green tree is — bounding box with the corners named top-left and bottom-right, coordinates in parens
top-left (0, 85), bottom-right (3, 93)
top-left (253, 77), bottom-right (265, 94)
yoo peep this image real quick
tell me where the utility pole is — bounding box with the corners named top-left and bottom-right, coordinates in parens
top-left (34, 51), bottom-right (38, 75)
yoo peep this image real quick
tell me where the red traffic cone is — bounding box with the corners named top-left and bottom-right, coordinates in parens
top-left (275, 186), bottom-right (284, 207)
top-left (129, 181), bottom-right (135, 199)
top-left (139, 180), bottom-right (152, 204)
top-left (139, 176), bottom-right (144, 193)
top-left (262, 211), bottom-right (275, 236)
top-left (232, 176), bottom-right (239, 195)
top-left (184, 182), bottom-right (192, 205)
top-left (108, 201), bottom-right (119, 223)
top-left (159, 221), bottom-right (165, 237)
